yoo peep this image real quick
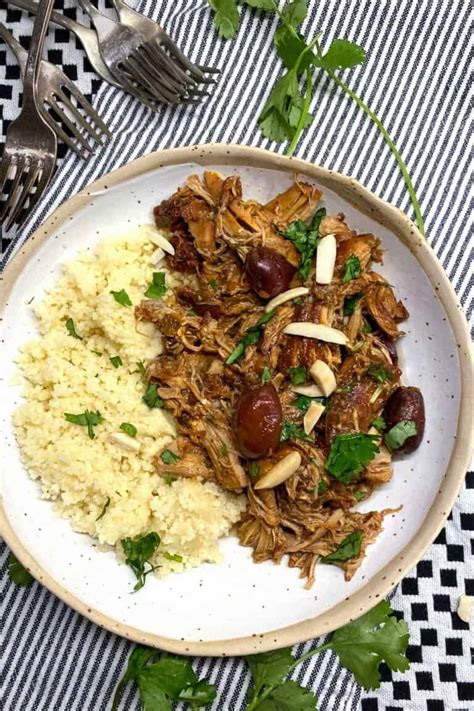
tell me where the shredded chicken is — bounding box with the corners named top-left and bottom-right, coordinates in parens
top-left (137, 171), bottom-right (411, 586)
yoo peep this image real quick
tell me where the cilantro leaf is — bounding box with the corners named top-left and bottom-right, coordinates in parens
top-left (143, 383), bottom-right (164, 409)
top-left (121, 532), bottom-right (160, 591)
top-left (136, 360), bottom-right (146, 377)
top-left (317, 479), bottom-right (328, 495)
top-left (110, 288), bottom-right (132, 307)
top-left (246, 647), bottom-right (295, 696)
top-left (317, 38), bottom-right (366, 71)
top-left (110, 355), bottom-right (123, 368)
top-left (250, 461), bottom-right (260, 479)
top-left (367, 364), bottom-right (393, 384)
top-left (64, 410), bottom-right (103, 439)
top-left (322, 531), bottom-right (363, 563)
top-left (371, 416), bottom-right (386, 432)
top-left (145, 272), bottom-right (167, 299)
top-left (120, 423), bottom-right (137, 438)
top-left (95, 497), bottom-right (111, 521)
top-left (65, 317), bottom-right (82, 340)
top-left (258, 67), bottom-right (314, 143)
top-left (162, 475), bottom-right (176, 486)
top-left (343, 293), bottom-right (362, 316)
top-left (257, 680), bottom-right (317, 710)
top-left (384, 420), bottom-right (417, 451)
top-left (280, 420), bottom-right (312, 442)
top-left (208, 0), bottom-right (240, 39)
top-left (292, 395), bottom-right (326, 413)
top-left (160, 449), bottom-right (180, 465)
top-left (241, 0), bottom-right (274, 10)
top-left (327, 600), bottom-right (410, 689)
top-left (113, 646), bottom-right (216, 711)
top-left (342, 255), bottom-right (361, 283)
top-left (288, 365), bottom-right (306, 385)
top-left (7, 552), bottom-right (33, 586)
top-left (326, 433), bottom-right (379, 483)
top-left (282, 208), bottom-right (326, 279)
top-left (226, 311), bottom-right (275, 365)
top-left (261, 366), bottom-right (272, 383)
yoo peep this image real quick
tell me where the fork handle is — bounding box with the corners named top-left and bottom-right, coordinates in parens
top-left (23, 0), bottom-right (55, 101)
top-left (6, 0), bottom-right (88, 35)
top-left (0, 23), bottom-right (28, 72)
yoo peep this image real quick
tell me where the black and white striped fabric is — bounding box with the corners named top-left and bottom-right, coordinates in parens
top-left (1, 1), bottom-right (472, 709)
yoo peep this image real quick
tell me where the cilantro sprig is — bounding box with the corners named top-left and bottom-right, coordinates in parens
top-left (7, 552), bottom-right (33, 586)
top-left (326, 432), bottom-right (379, 483)
top-left (342, 255), bottom-right (362, 283)
top-left (64, 410), bottom-right (103, 439)
top-left (321, 531), bottom-right (363, 564)
top-left (121, 532), bottom-right (161, 591)
top-left (145, 272), bottom-right (167, 299)
top-left (226, 311), bottom-right (275, 365)
top-left (384, 420), bottom-right (417, 451)
top-left (282, 208), bottom-right (325, 279)
top-left (205, 0), bottom-right (425, 234)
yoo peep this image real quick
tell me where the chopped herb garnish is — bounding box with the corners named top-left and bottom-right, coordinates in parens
top-left (261, 366), bottom-right (272, 383)
top-left (120, 423), bottom-right (137, 438)
top-left (208, 279), bottom-right (217, 289)
top-left (110, 355), bottom-right (123, 368)
top-left (343, 293), bottom-right (363, 316)
top-left (371, 416), bottom-right (386, 432)
top-left (7, 552), bottom-right (33, 586)
top-left (280, 420), bottom-right (312, 442)
top-left (354, 490), bottom-right (365, 501)
top-left (362, 322), bottom-right (372, 333)
top-left (322, 531), bottom-right (363, 563)
top-left (110, 289), bottom-right (132, 307)
top-left (64, 410), bottom-right (103, 439)
top-left (338, 381), bottom-right (356, 395)
top-left (65, 317), bottom-right (83, 340)
top-left (143, 383), bottom-right (164, 409)
top-left (282, 208), bottom-right (326, 279)
top-left (384, 420), bottom-right (417, 451)
top-left (162, 475), bottom-right (177, 486)
top-left (225, 310), bottom-right (275, 365)
top-left (317, 480), bottom-right (328, 495)
top-left (145, 272), bottom-right (167, 299)
top-left (91, 350), bottom-right (103, 357)
top-left (292, 394), bottom-right (327, 413)
top-left (250, 461), bottom-right (260, 479)
top-left (326, 432), bottom-right (379, 483)
top-left (288, 365), bottom-right (307, 385)
top-left (136, 361), bottom-right (146, 377)
top-left (221, 443), bottom-right (229, 456)
top-left (121, 532), bottom-right (160, 591)
top-left (342, 255), bottom-right (362, 283)
top-left (160, 449), bottom-right (180, 465)
top-left (368, 364), bottom-right (393, 384)
top-left (163, 552), bottom-right (183, 563)
top-left (187, 308), bottom-right (198, 316)
top-left (293, 297), bottom-right (304, 305)
top-left (96, 497), bottom-right (111, 521)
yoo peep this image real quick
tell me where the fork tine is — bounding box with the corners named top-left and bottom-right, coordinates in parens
top-left (134, 47), bottom-right (192, 95)
top-left (47, 95), bottom-right (97, 152)
top-left (55, 89), bottom-right (105, 146)
top-left (126, 53), bottom-right (185, 101)
top-left (41, 105), bottom-right (91, 159)
top-left (116, 70), bottom-right (162, 110)
top-left (5, 161), bottom-right (42, 230)
top-left (19, 158), bottom-right (54, 225)
top-left (121, 59), bottom-right (174, 104)
top-left (0, 159), bottom-right (11, 198)
top-left (160, 35), bottom-right (209, 82)
top-left (66, 82), bottom-right (112, 138)
top-left (0, 158), bottom-right (24, 225)
top-left (142, 42), bottom-right (197, 88)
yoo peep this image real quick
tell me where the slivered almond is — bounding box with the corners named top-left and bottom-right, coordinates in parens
top-left (309, 360), bottom-right (337, 396)
top-left (304, 402), bottom-right (325, 434)
top-left (147, 228), bottom-right (175, 255)
top-left (369, 385), bottom-right (384, 404)
top-left (457, 595), bottom-right (473, 623)
top-left (291, 383), bottom-right (323, 397)
top-left (254, 451), bottom-right (302, 490)
top-left (316, 233), bottom-right (337, 284)
top-left (151, 247), bottom-right (166, 265)
top-left (265, 287), bottom-right (309, 312)
top-left (109, 432), bottom-right (140, 452)
top-left (283, 322), bottom-right (348, 345)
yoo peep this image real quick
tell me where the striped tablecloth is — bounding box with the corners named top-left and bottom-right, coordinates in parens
top-left (1, 1), bottom-right (472, 709)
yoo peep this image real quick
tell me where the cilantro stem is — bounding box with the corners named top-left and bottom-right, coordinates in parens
top-left (286, 67), bottom-right (312, 157)
top-left (316, 47), bottom-right (425, 234)
top-left (287, 642), bottom-right (331, 670)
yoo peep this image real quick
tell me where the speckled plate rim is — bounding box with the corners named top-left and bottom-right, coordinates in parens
top-left (0, 143), bottom-right (472, 657)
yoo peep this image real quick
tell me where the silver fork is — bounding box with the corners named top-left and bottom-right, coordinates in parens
top-left (77, 0), bottom-right (211, 109)
top-left (109, 0), bottom-right (219, 85)
top-left (7, 0), bottom-right (118, 86)
top-left (0, 0), bottom-right (57, 231)
top-left (0, 23), bottom-right (111, 159)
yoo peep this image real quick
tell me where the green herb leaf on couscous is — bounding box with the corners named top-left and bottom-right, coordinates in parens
top-left (110, 355), bottom-right (123, 368)
top-left (64, 410), bottom-right (103, 439)
top-left (65, 317), bottom-right (83, 340)
top-left (163, 552), bottom-right (183, 563)
top-left (145, 272), bottom-right (167, 299)
top-left (95, 497), bottom-right (111, 521)
top-left (160, 449), bottom-right (180, 465)
top-left (110, 289), bottom-right (132, 307)
top-left (143, 383), bottom-right (164, 409)
top-left (120, 423), bottom-right (137, 438)
top-left (121, 532), bottom-right (160, 591)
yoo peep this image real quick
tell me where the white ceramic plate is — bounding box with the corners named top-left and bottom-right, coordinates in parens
top-left (1, 145), bottom-right (472, 656)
